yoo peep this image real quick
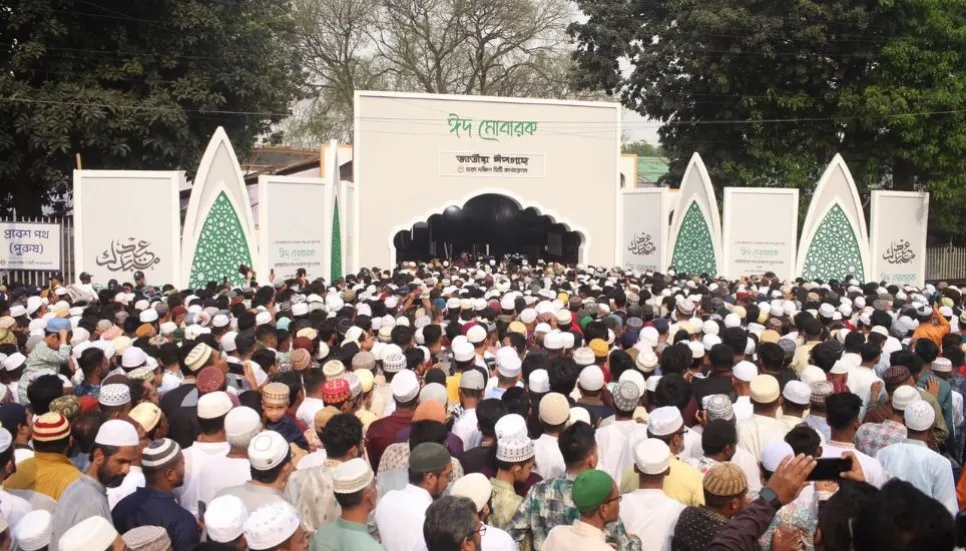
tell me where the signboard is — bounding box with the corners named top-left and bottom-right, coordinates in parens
top-left (870, 191), bottom-right (928, 284)
top-left (668, 154), bottom-right (722, 275)
top-left (74, 170), bottom-right (182, 285)
top-left (258, 176), bottom-right (331, 280)
top-left (354, 91), bottom-right (620, 268)
top-left (621, 189), bottom-right (669, 272)
top-left (0, 222), bottom-right (61, 270)
top-left (722, 188), bottom-right (799, 280)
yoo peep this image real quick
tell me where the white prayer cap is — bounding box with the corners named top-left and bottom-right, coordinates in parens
top-left (573, 347), bottom-right (595, 367)
top-left (121, 347), bottom-right (148, 369)
top-left (225, 406), bottom-right (262, 448)
top-left (933, 357), bottom-right (953, 373)
top-left (254, 311), bottom-right (272, 327)
top-left (248, 431), bottom-right (289, 471)
top-left (761, 441), bottom-right (794, 473)
top-left (212, 314), bottom-right (230, 329)
top-left (648, 406), bottom-right (683, 437)
top-left (466, 325), bottom-right (486, 345)
top-left (634, 438), bottom-right (671, 474)
top-left (534, 322), bottom-right (552, 335)
top-left (520, 308), bottom-right (537, 324)
top-left (95, 419), bottom-right (139, 447)
top-left (578, 365), bottom-right (604, 392)
top-left (724, 313), bottom-right (741, 328)
top-left (205, 495), bottom-right (249, 543)
top-left (98, 384), bottom-right (131, 407)
top-left (16, 509), bottom-right (52, 551)
top-left (390, 370), bottom-right (420, 402)
top-left (560, 332), bottom-right (576, 349)
top-left (332, 458), bottom-right (374, 494)
top-left (892, 386), bottom-right (921, 411)
top-left (0, 428), bottom-right (11, 454)
top-left (904, 401), bottom-right (936, 432)
top-left (782, 380), bottom-right (812, 406)
top-left (688, 341), bottom-right (705, 359)
top-left (71, 341), bottom-right (92, 359)
top-left (494, 414), bottom-right (528, 441)
top-left (419, 383), bottom-right (448, 407)
top-left (702, 320), bottom-right (720, 336)
top-left (733, 361), bottom-right (758, 383)
top-left (800, 365), bottom-right (827, 386)
top-left (496, 348), bottom-right (522, 378)
top-left (69, 327), bottom-right (90, 347)
top-left (496, 436), bottom-right (534, 462)
top-left (58, 514), bottom-right (118, 551)
top-left (244, 501), bottom-right (301, 550)
top-left (220, 331), bottom-right (238, 353)
top-left (91, 340), bottom-right (115, 359)
top-left (452, 340), bottom-right (475, 362)
top-left (458, 370), bottom-right (485, 391)
top-left (528, 369), bottom-right (550, 393)
top-left (619, 369), bottom-right (646, 395)
top-left (198, 391), bottom-right (233, 419)
top-left (139, 309), bottom-right (159, 323)
top-left (829, 360), bottom-right (850, 375)
top-left (568, 407), bottom-right (591, 426)
top-left (702, 334), bottom-right (722, 351)
top-left (645, 375), bottom-right (662, 393)
top-left (451, 473), bottom-right (491, 512)
top-left (544, 331), bottom-right (564, 350)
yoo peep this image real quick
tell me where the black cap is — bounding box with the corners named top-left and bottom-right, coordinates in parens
top-left (134, 271), bottom-right (145, 280)
top-left (79, 272), bottom-right (92, 282)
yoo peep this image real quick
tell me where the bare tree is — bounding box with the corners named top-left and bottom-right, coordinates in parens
top-left (284, 0), bottom-right (575, 144)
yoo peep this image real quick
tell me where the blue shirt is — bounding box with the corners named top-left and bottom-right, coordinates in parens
top-left (918, 372), bottom-right (954, 433)
top-left (875, 439), bottom-right (957, 515)
top-left (267, 415), bottom-right (309, 450)
top-left (112, 487), bottom-right (201, 551)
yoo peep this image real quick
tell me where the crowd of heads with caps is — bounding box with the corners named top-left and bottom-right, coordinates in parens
top-left (0, 259), bottom-right (961, 551)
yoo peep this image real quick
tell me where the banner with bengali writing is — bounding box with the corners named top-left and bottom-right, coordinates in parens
top-left (722, 188), bottom-right (799, 280)
top-left (0, 222), bottom-right (61, 270)
top-left (439, 152), bottom-right (545, 178)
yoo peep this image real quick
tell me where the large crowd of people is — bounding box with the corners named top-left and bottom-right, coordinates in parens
top-left (0, 259), bottom-right (960, 551)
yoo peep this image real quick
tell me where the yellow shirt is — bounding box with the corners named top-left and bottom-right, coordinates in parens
top-left (4, 452), bottom-right (81, 500)
top-left (446, 373), bottom-right (462, 405)
top-left (619, 456), bottom-right (704, 506)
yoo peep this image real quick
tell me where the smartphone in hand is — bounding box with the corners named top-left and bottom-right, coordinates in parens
top-left (806, 458), bottom-right (852, 481)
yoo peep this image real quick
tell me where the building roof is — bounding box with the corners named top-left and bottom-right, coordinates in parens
top-left (637, 156), bottom-right (669, 186)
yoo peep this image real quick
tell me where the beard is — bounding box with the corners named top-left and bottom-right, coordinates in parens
top-left (98, 464), bottom-right (126, 489)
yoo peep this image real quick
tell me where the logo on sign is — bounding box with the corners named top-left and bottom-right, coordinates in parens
top-left (627, 233), bottom-right (656, 257)
top-left (882, 240), bottom-right (915, 265)
top-left (95, 238), bottom-right (162, 272)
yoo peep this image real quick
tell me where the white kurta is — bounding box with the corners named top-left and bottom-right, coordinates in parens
top-left (107, 467), bottom-right (144, 509)
top-left (197, 455), bottom-right (253, 506)
top-left (618, 489), bottom-right (684, 551)
top-left (175, 441), bottom-right (231, 518)
top-left (452, 408), bottom-right (482, 451)
top-left (594, 419), bottom-right (637, 480)
top-left (533, 434), bottom-right (565, 479)
top-left (822, 442), bottom-right (888, 489)
top-left (541, 520), bottom-right (613, 551)
top-left (374, 484), bottom-right (433, 551)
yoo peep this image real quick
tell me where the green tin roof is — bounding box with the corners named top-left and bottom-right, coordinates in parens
top-left (637, 156), bottom-right (669, 186)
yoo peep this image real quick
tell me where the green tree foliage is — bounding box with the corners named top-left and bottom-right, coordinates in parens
top-left (569, 0), bottom-right (966, 238)
top-left (622, 140), bottom-right (664, 157)
top-left (0, 0), bottom-right (303, 215)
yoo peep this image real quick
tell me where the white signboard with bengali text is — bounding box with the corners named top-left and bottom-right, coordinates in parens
top-left (258, 176), bottom-right (331, 281)
top-left (439, 152), bottom-right (545, 178)
top-left (74, 170), bottom-right (182, 286)
top-left (870, 191), bottom-right (928, 284)
top-left (0, 222), bottom-right (61, 270)
top-left (621, 189), bottom-right (669, 272)
top-left (723, 188), bottom-right (799, 280)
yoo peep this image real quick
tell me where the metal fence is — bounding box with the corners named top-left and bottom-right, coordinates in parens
top-left (0, 215), bottom-right (74, 287)
top-left (926, 245), bottom-right (966, 282)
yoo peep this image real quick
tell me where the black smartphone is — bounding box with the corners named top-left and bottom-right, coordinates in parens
top-left (806, 458), bottom-right (852, 481)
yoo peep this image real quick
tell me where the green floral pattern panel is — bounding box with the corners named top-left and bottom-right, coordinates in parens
top-left (801, 204), bottom-right (864, 282)
top-left (331, 198), bottom-right (342, 281)
top-left (189, 191), bottom-right (253, 288)
top-left (671, 201), bottom-right (717, 275)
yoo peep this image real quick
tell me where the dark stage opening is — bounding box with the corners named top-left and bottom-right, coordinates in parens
top-left (393, 193), bottom-right (583, 265)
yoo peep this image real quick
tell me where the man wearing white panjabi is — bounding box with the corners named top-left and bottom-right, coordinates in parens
top-left (532, 393), bottom-right (568, 479)
top-left (177, 391), bottom-right (232, 518)
top-left (198, 406), bottom-right (261, 506)
top-left (594, 381), bottom-right (641, 481)
top-left (619, 439), bottom-right (684, 551)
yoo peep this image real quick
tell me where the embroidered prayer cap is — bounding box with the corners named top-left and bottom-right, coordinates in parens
top-left (904, 400), bottom-right (936, 431)
top-left (129, 402), bottom-right (163, 433)
top-left (98, 383), bottom-right (131, 408)
top-left (33, 412), bottom-right (70, 442)
top-left (809, 381), bottom-right (834, 404)
top-left (633, 438), bottom-right (671, 475)
top-left (127, 366), bottom-right (155, 382)
top-left (122, 526), bottom-right (171, 551)
top-left (496, 436), bottom-right (534, 463)
top-left (198, 391), bottom-right (233, 419)
top-left (933, 357), bottom-right (953, 373)
top-left (243, 501), bottom-right (301, 551)
top-left (892, 385), bottom-right (921, 411)
top-left (322, 379), bottom-right (351, 404)
top-left (572, 347), bottom-right (595, 367)
top-left (332, 457), bottom-right (374, 494)
top-left (16, 509), bottom-right (52, 551)
top-left (262, 382), bottom-right (290, 406)
top-left (58, 516), bottom-right (118, 551)
top-left (383, 353), bottom-right (407, 373)
top-left (705, 394), bottom-right (735, 421)
top-left (248, 431), bottom-right (289, 471)
top-left (290, 349), bottom-right (311, 371)
top-left (703, 463), bottom-right (747, 497)
top-left (205, 495), bottom-right (249, 543)
top-left (185, 342), bottom-right (213, 372)
top-left (345, 373), bottom-right (363, 399)
top-left (197, 366), bottom-right (227, 394)
top-left (612, 380), bottom-right (642, 412)
top-left (884, 366), bottom-right (913, 391)
top-left (351, 351), bottom-right (376, 371)
top-left (635, 348), bottom-right (658, 372)
top-left (48, 395), bottom-right (81, 421)
top-left (142, 438), bottom-right (182, 470)
top-left (322, 360), bottom-right (346, 379)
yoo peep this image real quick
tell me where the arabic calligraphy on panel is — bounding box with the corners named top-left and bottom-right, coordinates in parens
top-left (882, 240), bottom-right (915, 265)
top-left (627, 233), bottom-right (656, 256)
top-left (95, 238), bottom-right (162, 272)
